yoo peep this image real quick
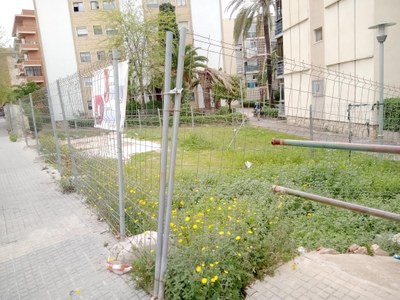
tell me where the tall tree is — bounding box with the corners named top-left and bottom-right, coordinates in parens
top-left (226, 0), bottom-right (274, 105)
top-left (105, 2), bottom-right (159, 105)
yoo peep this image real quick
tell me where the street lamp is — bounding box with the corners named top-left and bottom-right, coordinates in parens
top-left (368, 22), bottom-right (396, 144)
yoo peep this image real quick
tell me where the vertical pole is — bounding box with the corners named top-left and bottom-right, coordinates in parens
top-left (47, 89), bottom-right (63, 175)
top-left (137, 109), bottom-right (142, 130)
top-left (9, 104), bottom-right (14, 133)
top-left (191, 106), bottom-right (194, 129)
top-left (154, 31), bottom-right (173, 298)
top-left (57, 80), bottom-right (78, 179)
top-left (240, 79), bottom-right (244, 121)
top-left (18, 99), bottom-right (28, 146)
top-left (158, 28), bottom-right (186, 300)
top-left (378, 41), bottom-right (384, 144)
top-left (309, 104), bottom-right (314, 157)
top-left (29, 93), bottom-right (40, 154)
top-left (158, 108), bottom-right (162, 128)
top-left (112, 48), bottom-right (125, 239)
top-left (347, 104), bottom-right (352, 158)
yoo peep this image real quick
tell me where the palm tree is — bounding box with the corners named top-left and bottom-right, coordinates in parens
top-left (226, 0), bottom-right (274, 105)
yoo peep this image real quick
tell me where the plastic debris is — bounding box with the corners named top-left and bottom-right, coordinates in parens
top-left (107, 257), bottom-right (132, 275)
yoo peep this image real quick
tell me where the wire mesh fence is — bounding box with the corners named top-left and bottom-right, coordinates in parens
top-left (8, 29), bottom-right (400, 299)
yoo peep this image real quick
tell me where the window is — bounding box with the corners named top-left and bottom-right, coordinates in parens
top-left (147, 0), bottom-right (158, 8)
top-left (25, 66), bottom-right (42, 76)
top-left (246, 24), bottom-right (257, 38)
top-left (83, 77), bottom-right (93, 87)
top-left (177, 0), bottom-right (186, 6)
top-left (90, 1), bottom-right (99, 9)
top-left (105, 27), bottom-right (117, 35)
top-left (97, 51), bottom-right (106, 61)
top-left (103, 0), bottom-right (115, 10)
top-left (76, 26), bottom-right (88, 37)
top-left (73, 2), bottom-right (84, 12)
top-left (312, 80), bottom-right (324, 97)
top-left (314, 27), bottom-right (323, 42)
top-left (80, 52), bottom-right (91, 63)
top-left (93, 25), bottom-right (103, 35)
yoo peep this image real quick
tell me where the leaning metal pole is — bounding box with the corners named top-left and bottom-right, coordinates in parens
top-left (154, 31), bottom-right (173, 298)
top-left (158, 27), bottom-right (186, 300)
top-left (112, 49), bottom-right (125, 239)
top-left (271, 138), bottom-right (400, 154)
top-left (272, 185), bottom-right (400, 222)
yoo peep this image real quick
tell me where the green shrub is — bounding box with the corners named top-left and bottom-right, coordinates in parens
top-left (9, 132), bottom-right (18, 142)
top-left (384, 98), bottom-right (400, 131)
top-left (262, 106), bottom-right (279, 118)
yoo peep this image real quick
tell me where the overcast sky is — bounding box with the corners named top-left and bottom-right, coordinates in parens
top-left (1, 0), bottom-right (34, 47)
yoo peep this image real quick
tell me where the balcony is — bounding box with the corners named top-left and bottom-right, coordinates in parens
top-left (22, 60), bottom-right (42, 68)
top-left (276, 60), bottom-right (284, 78)
top-left (275, 18), bottom-right (283, 37)
top-left (27, 75), bottom-right (45, 84)
top-left (20, 41), bottom-right (40, 51)
top-left (15, 25), bottom-right (36, 36)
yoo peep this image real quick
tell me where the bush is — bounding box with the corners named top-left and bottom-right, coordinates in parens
top-left (68, 118), bottom-right (95, 128)
top-left (9, 132), bottom-right (18, 142)
top-left (262, 106), bottom-right (279, 118)
top-left (384, 98), bottom-right (400, 131)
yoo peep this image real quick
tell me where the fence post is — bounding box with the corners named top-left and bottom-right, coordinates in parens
top-left (112, 48), bottom-right (126, 239)
top-left (8, 104), bottom-right (14, 133)
top-left (158, 108), bottom-right (162, 128)
top-left (154, 31), bottom-right (173, 298)
top-left (29, 93), bottom-right (40, 154)
top-left (309, 104), bottom-right (314, 157)
top-left (137, 109), bottom-right (142, 130)
top-left (57, 80), bottom-right (78, 180)
top-left (18, 99), bottom-right (28, 146)
top-left (46, 89), bottom-right (63, 175)
top-left (191, 105), bottom-right (194, 129)
top-left (158, 27), bottom-right (186, 300)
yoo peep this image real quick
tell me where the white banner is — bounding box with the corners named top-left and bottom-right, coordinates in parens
top-left (92, 60), bottom-right (129, 130)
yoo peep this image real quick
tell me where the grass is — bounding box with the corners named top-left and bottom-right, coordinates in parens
top-left (37, 124), bottom-right (400, 299)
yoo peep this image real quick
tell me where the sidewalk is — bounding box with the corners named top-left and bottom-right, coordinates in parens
top-left (246, 252), bottom-right (400, 300)
top-left (0, 118), bottom-right (149, 299)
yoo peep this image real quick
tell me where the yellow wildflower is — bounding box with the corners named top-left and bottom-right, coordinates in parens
top-left (196, 266), bottom-right (202, 273)
top-left (235, 236), bottom-right (241, 241)
top-left (201, 278), bottom-right (208, 284)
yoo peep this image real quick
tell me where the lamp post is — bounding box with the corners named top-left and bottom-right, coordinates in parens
top-left (368, 22), bottom-right (396, 144)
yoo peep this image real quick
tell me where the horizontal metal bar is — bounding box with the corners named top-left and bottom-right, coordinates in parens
top-left (272, 185), bottom-right (400, 222)
top-left (271, 138), bottom-right (400, 154)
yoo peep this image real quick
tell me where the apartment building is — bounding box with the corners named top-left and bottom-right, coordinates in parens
top-left (33, 0), bottom-right (121, 119)
top-left (69, 0), bottom-right (120, 73)
top-left (282, 0), bottom-right (400, 136)
top-left (12, 9), bottom-right (45, 86)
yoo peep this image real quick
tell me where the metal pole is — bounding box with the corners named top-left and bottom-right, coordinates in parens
top-left (137, 109), bottom-right (142, 130)
top-left (57, 80), bottom-right (78, 179)
top-left (154, 31), bottom-right (173, 298)
top-left (18, 99), bottom-right (28, 146)
top-left (158, 108), bottom-right (162, 128)
top-left (191, 106), bottom-right (194, 129)
top-left (272, 185), bottom-right (400, 222)
top-left (271, 138), bottom-right (400, 154)
top-left (378, 40), bottom-right (384, 144)
top-left (47, 89), bottom-right (63, 174)
top-left (112, 48), bottom-right (125, 239)
top-left (29, 93), bottom-right (40, 154)
top-left (309, 105), bottom-right (314, 157)
top-left (240, 79), bottom-right (244, 122)
top-left (158, 27), bottom-right (186, 300)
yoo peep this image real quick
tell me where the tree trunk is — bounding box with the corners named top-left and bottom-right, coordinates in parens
top-left (263, 9), bottom-right (273, 106)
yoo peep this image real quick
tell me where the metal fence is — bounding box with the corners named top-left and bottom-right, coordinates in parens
top-left (7, 29), bottom-right (400, 299)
